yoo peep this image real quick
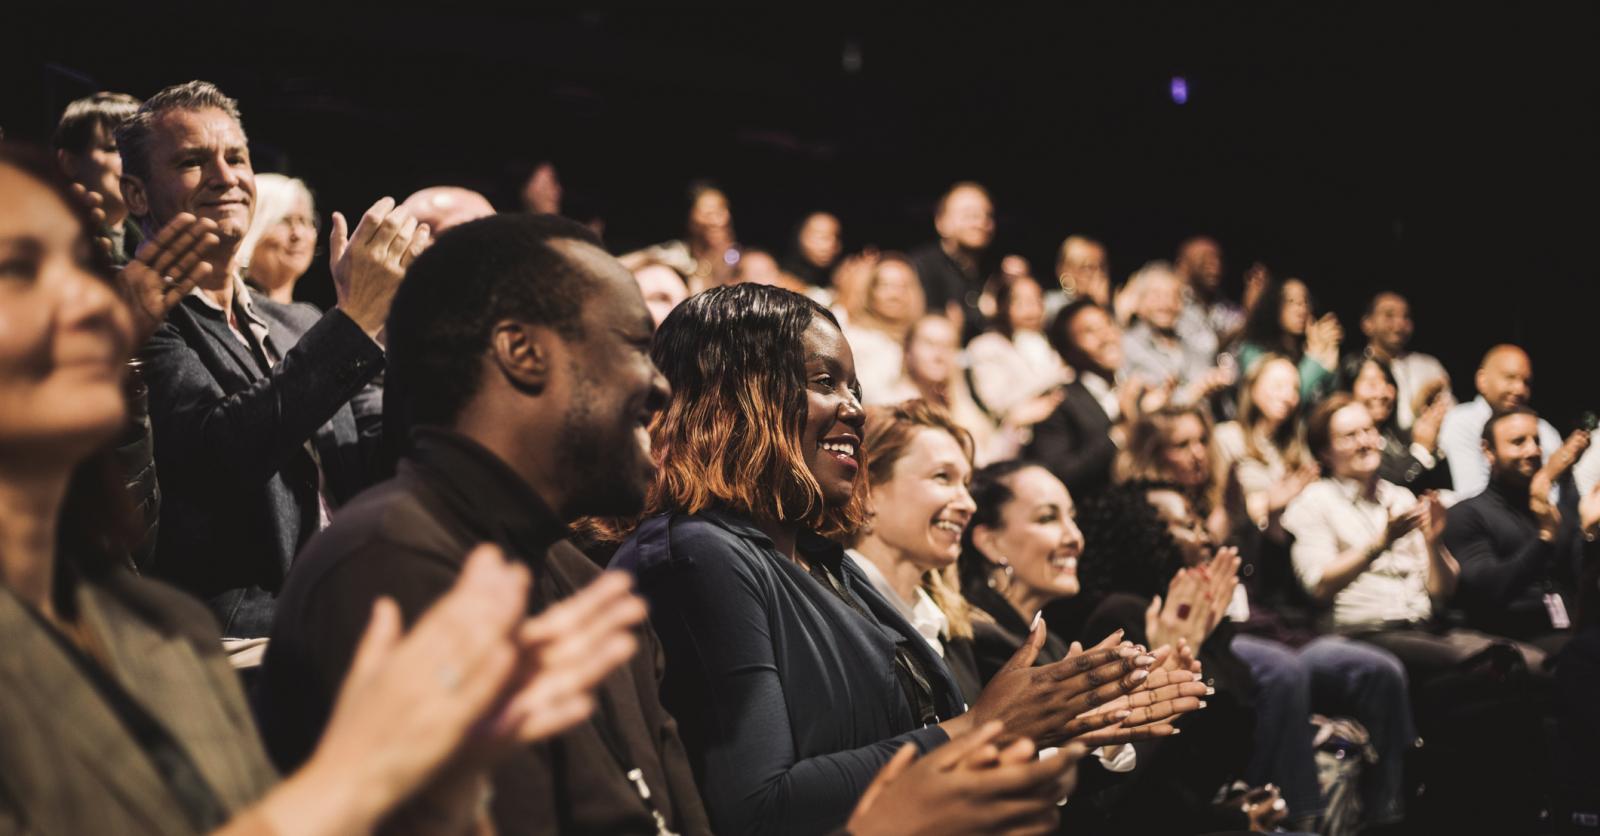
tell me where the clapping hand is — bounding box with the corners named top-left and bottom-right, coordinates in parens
top-left (330, 197), bottom-right (431, 339)
top-left (848, 721), bottom-right (1086, 836)
top-left (118, 212), bottom-right (222, 346)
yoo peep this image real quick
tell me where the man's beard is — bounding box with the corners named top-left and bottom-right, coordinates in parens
top-left (556, 376), bottom-right (648, 518)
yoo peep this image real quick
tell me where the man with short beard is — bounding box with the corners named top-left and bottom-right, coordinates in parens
top-left (257, 214), bottom-right (710, 835)
top-left (1438, 344), bottom-right (1562, 498)
top-left (1443, 407), bottom-right (1587, 650)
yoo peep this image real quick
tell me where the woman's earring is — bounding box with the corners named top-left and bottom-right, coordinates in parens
top-left (988, 557), bottom-right (1014, 592)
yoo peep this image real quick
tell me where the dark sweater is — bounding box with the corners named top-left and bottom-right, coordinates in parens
top-left (1444, 478), bottom-right (1582, 641)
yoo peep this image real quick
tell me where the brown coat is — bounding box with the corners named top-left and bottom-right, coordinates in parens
top-left (0, 570), bottom-right (278, 835)
top-left (257, 429), bottom-right (711, 836)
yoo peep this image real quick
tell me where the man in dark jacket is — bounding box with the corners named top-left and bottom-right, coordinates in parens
top-left (1444, 407), bottom-right (1586, 657)
top-left (258, 213), bottom-right (710, 835)
top-left (119, 80), bottom-right (424, 641)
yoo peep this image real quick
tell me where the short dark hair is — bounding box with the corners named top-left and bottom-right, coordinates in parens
top-left (384, 213), bottom-right (605, 443)
top-left (1046, 298), bottom-right (1104, 366)
top-left (114, 81), bottom-right (244, 182)
top-left (1306, 392), bottom-right (1357, 468)
top-left (53, 92), bottom-right (142, 155)
top-left (1362, 289), bottom-right (1406, 320)
top-left (1482, 406), bottom-right (1540, 448)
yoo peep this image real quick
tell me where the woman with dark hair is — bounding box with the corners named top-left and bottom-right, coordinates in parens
top-left (1236, 277), bottom-right (1341, 403)
top-left (1118, 405), bottom-right (1420, 830)
top-left (1074, 482), bottom-right (1304, 834)
top-left (780, 211), bottom-right (842, 288)
top-left (609, 283), bottom-right (1173, 835)
top-left (1337, 353), bottom-right (1452, 493)
top-left (620, 180), bottom-right (738, 293)
top-left (967, 271), bottom-right (1067, 422)
top-left (0, 145), bottom-right (650, 834)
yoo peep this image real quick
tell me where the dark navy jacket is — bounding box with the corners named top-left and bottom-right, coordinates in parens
top-left (611, 509), bottom-right (963, 836)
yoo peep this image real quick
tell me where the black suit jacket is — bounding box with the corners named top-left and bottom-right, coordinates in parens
top-left (1024, 380), bottom-right (1117, 499)
top-left (141, 291), bottom-right (384, 636)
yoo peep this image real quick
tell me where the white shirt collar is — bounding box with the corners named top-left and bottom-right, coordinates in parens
top-left (188, 271), bottom-right (268, 329)
top-left (846, 549), bottom-right (950, 656)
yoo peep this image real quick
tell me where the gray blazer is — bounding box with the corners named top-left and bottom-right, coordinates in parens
top-left (141, 293), bottom-right (385, 637)
top-left (0, 571), bottom-right (278, 835)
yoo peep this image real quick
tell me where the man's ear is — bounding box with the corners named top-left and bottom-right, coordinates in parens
top-left (490, 320), bottom-right (557, 393)
top-left (121, 173), bottom-right (149, 220)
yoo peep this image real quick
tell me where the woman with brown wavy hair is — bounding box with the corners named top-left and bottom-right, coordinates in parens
top-left (609, 284), bottom-right (1175, 836)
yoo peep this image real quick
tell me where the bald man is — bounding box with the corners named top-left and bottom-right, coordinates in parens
top-left (399, 186), bottom-right (495, 234)
top-left (1437, 345), bottom-right (1563, 497)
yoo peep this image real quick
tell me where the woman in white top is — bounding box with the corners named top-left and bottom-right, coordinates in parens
top-left (967, 271), bottom-right (1067, 421)
top-left (1213, 354), bottom-right (1320, 540)
top-left (843, 253), bottom-right (926, 404)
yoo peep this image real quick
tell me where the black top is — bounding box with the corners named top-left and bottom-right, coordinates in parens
top-left (610, 509), bottom-right (963, 836)
top-left (258, 429), bottom-right (710, 835)
top-left (962, 580), bottom-right (1073, 682)
top-left (908, 241), bottom-right (989, 342)
top-left (1444, 478), bottom-right (1582, 641)
top-left (1023, 379), bottom-right (1118, 500)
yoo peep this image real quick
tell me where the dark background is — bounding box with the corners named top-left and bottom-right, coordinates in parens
top-left (5, 5), bottom-right (1595, 426)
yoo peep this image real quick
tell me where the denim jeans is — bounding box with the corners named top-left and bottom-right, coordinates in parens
top-left (1232, 633), bottom-right (1416, 826)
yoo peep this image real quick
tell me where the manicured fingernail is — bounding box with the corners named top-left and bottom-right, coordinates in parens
top-left (1119, 646), bottom-right (1142, 658)
top-left (1134, 655), bottom-right (1155, 667)
top-left (1031, 610), bottom-right (1043, 631)
top-left (1205, 686), bottom-right (1216, 696)
top-left (1272, 799), bottom-right (1287, 812)
top-left (1167, 727), bottom-right (1182, 735)
top-left (1130, 670), bottom-right (1149, 683)
top-left (1197, 701), bottom-right (1208, 709)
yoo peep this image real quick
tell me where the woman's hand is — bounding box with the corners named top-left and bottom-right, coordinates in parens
top-left (848, 722), bottom-right (1086, 836)
top-left (951, 624), bottom-right (1159, 749)
top-left (1266, 465), bottom-right (1319, 518)
top-left (1411, 395), bottom-right (1449, 453)
top-left (1306, 313), bottom-right (1343, 369)
top-left (1067, 646), bottom-right (1208, 746)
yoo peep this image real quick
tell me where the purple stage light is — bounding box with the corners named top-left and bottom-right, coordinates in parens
top-left (1170, 76), bottom-right (1188, 105)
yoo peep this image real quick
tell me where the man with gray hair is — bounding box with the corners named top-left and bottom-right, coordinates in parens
top-left (122, 80), bottom-right (429, 645)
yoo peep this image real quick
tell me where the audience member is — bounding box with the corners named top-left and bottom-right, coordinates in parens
top-left (1213, 355), bottom-right (1320, 537)
top-left (122, 81), bottom-right (425, 643)
top-left (53, 92), bottom-right (143, 263)
top-left (910, 181), bottom-right (994, 339)
top-left (1438, 344), bottom-right (1563, 498)
top-left (397, 185), bottom-right (494, 234)
top-left (1050, 234), bottom-right (1111, 313)
top-left (521, 160), bottom-right (562, 215)
top-left (0, 143), bottom-right (646, 836)
top-left (1237, 277), bottom-right (1341, 403)
top-left (1120, 260), bottom-right (1234, 406)
top-left (1173, 235), bottom-right (1246, 348)
top-left (1338, 353), bottom-right (1453, 493)
top-left (1359, 291), bottom-right (1453, 430)
top-left (1444, 407), bottom-right (1587, 649)
top-left (237, 173), bottom-right (317, 306)
top-left (631, 257), bottom-right (690, 328)
top-left (781, 210), bottom-right (842, 288)
top-left (610, 284), bottom-right (1168, 835)
top-left (845, 253), bottom-right (925, 403)
top-left (966, 270), bottom-right (1067, 420)
top-left (850, 401), bottom-right (985, 701)
top-left (622, 180), bottom-right (738, 293)
top-left (257, 213), bottom-right (710, 834)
